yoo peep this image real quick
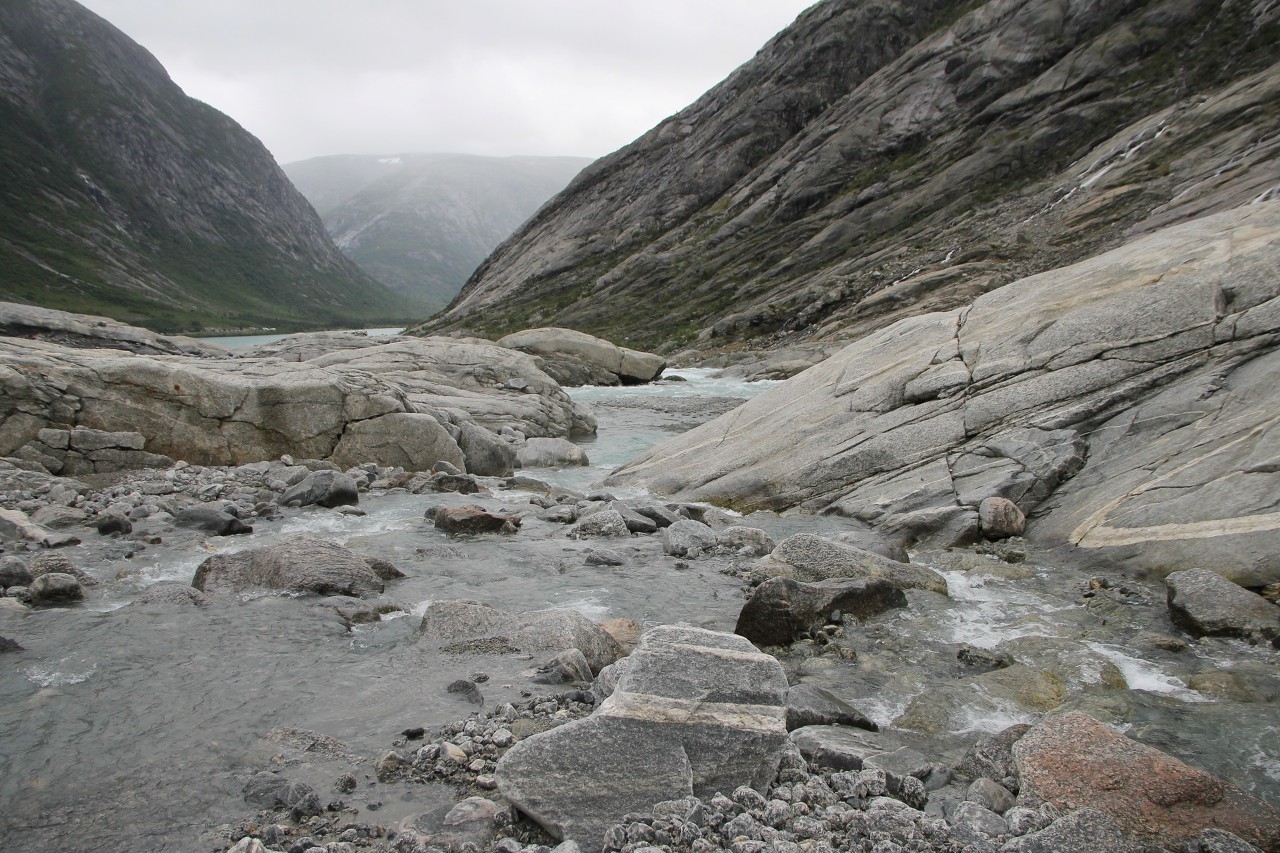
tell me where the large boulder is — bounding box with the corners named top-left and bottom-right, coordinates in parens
top-left (497, 327), bottom-right (666, 386)
top-left (27, 572), bottom-right (85, 605)
top-left (0, 507), bottom-right (79, 548)
top-left (419, 600), bottom-right (622, 673)
top-left (735, 576), bottom-right (907, 647)
top-left (191, 535), bottom-right (385, 597)
top-left (517, 437), bottom-right (589, 468)
top-left (495, 626), bottom-right (788, 850)
top-left (609, 204), bottom-right (1280, 584)
top-left (1165, 568), bottom-right (1280, 642)
top-left (1013, 712), bottom-right (1280, 852)
top-left (280, 470), bottom-right (361, 508)
top-left (748, 533), bottom-right (947, 595)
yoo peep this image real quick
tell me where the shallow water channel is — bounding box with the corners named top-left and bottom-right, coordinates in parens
top-left (1, 370), bottom-right (1276, 852)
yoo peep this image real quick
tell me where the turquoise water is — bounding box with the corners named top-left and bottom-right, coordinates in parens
top-left (202, 326), bottom-right (404, 349)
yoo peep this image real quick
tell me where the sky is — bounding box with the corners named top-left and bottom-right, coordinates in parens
top-left (77, 1), bottom-right (818, 166)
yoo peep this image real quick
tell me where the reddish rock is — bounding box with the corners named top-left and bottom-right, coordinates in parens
top-left (433, 505), bottom-right (521, 536)
top-left (1013, 712), bottom-right (1280, 852)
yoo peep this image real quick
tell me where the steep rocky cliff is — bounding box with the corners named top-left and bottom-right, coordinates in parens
top-left (0, 0), bottom-right (418, 333)
top-left (418, 0), bottom-right (1280, 355)
top-left (285, 154), bottom-right (592, 313)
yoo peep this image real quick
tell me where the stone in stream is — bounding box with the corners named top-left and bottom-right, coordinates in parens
top-left (1165, 568), bottom-right (1280, 642)
top-left (568, 510), bottom-right (630, 539)
top-left (420, 600), bottom-right (623, 674)
top-left (446, 679), bottom-right (485, 705)
top-left (495, 626), bottom-right (788, 851)
top-left (280, 469), bottom-right (359, 508)
top-left (433, 505), bottom-right (522, 535)
top-left (716, 525), bottom-right (775, 557)
top-left (534, 648), bottom-right (594, 684)
top-left (95, 513), bottom-right (132, 535)
top-left (748, 533), bottom-right (948, 594)
top-left (517, 437), bottom-right (589, 468)
top-left (583, 548), bottom-right (625, 566)
top-left (979, 496), bottom-right (1025, 539)
top-left (784, 684), bottom-right (877, 732)
top-left (0, 507), bottom-right (79, 548)
top-left (174, 505), bottom-right (252, 536)
top-left (735, 576), bottom-right (907, 647)
top-left (129, 582), bottom-right (209, 608)
top-left (0, 635), bottom-right (23, 653)
top-left (0, 555), bottom-right (32, 588)
top-left (192, 535), bottom-right (385, 598)
top-left (1013, 712), bottom-right (1280, 852)
top-left (241, 771), bottom-right (323, 819)
top-left (661, 518), bottom-right (717, 558)
top-left (27, 552), bottom-right (98, 586)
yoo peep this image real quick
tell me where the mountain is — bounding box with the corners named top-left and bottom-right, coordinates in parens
top-left (0, 0), bottom-right (421, 333)
top-left (416, 0), bottom-right (1280, 355)
top-left (284, 154), bottom-right (592, 313)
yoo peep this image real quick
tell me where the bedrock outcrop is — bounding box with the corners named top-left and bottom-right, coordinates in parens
top-left (610, 203), bottom-right (1280, 584)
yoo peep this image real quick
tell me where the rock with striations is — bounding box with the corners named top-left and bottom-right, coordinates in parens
top-left (497, 328), bottom-right (666, 386)
top-left (280, 470), bottom-right (360, 508)
top-left (1013, 712), bottom-right (1280, 852)
top-left (735, 576), bottom-right (907, 647)
top-left (495, 626), bottom-right (789, 851)
top-left (420, 600), bottom-right (622, 674)
top-left (192, 535), bottom-right (385, 598)
top-left (610, 203), bottom-right (1280, 586)
top-left (1165, 569), bottom-right (1280, 642)
top-left (748, 533), bottom-right (947, 595)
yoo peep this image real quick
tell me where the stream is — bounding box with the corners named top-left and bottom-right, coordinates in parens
top-left (0, 370), bottom-right (1276, 852)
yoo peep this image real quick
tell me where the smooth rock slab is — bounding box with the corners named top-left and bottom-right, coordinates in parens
top-left (192, 535), bottom-right (384, 598)
top-left (1166, 568), bottom-right (1280, 642)
top-left (496, 626), bottom-right (788, 851)
top-left (1013, 712), bottom-right (1280, 851)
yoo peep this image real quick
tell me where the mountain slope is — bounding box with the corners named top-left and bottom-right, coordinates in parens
top-left (0, 0), bottom-right (420, 333)
top-left (417, 0), bottom-right (1280, 354)
top-left (284, 154), bottom-right (592, 312)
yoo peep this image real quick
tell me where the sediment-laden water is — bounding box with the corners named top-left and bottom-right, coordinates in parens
top-left (0, 370), bottom-right (1275, 852)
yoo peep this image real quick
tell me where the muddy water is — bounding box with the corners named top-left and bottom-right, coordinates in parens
top-left (1, 370), bottom-right (1276, 852)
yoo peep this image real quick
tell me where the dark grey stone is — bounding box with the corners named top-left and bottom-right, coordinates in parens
top-left (784, 684), bottom-right (877, 732)
top-left (192, 535), bottom-right (384, 597)
top-left (735, 576), bottom-right (907, 647)
top-left (281, 470), bottom-right (359, 508)
top-left (1166, 569), bottom-right (1280, 641)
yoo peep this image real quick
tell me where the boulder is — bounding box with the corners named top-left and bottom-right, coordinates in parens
top-left (517, 437), bottom-right (589, 468)
top-left (420, 600), bottom-right (622, 673)
top-left (130, 582), bottom-right (209, 607)
top-left (789, 725), bottom-right (894, 773)
top-left (0, 507), bottom-right (79, 548)
top-left (330, 412), bottom-right (466, 473)
top-left (952, 723), bottom-right (1032, 785)
top-left (534, 648), bottom-right (594, 684)
top-left (716, 526), bottom-right (775, 557)
top-left (1001, 809), bottom-right (1157, 853)
top-left (27, 552), bottom-right (98, 586)
top-left (27, 572), bottom-right (85, 605)
top-left (748, 533), bottom-right (947, 595)
top-left (785, 684), bottom-right (877, 732)
top-left (192, 535), bottom-right (385, 598)
top-left (735, 576), bottom-right (907, 647)
top-left (241, 772), bottom-right (323, 819)
top-left (661, 519), bottom-right (717, 558)
top-left (456, 421), bottom-right (517, 476)
top-left (896, 666), bottom-right (1066, 736)
top-left (568, 510), bottom-right (630, 539)
top-left (1166, 569), bottom-right (1280, 642)
top-left (979, 496), bottom-right (1025, 539)
top-left (1013, 712), bottom-right (1280, 852)
top-left (0, 556), bottom-right (32, 588)
top-left (606, 501), bottom-right (658, 534)
top-left (280, 470), bottom-right (360, 508)
top-left (495, 626), bottom-right (787, 850)
top-left (497, 328), bottom-right (666, 386)
top-left (433, 505), bottom-right (522, 535)
top-left (174, 506), bottom-right (253, 536)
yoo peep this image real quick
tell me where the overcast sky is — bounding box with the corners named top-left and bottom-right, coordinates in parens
top-left (77, 1), bottom-right (817, 166)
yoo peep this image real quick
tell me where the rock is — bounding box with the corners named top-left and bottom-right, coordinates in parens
top-left (0, 598), bottom-right (30, 614)
top-left (1193, 829), bottom-right (1271, 853)
top-left (784, 684), bottom-right (877, 732)
top-left (446, 679), bottom-right (484, 705)
top-left (596, 618), bottom-right (641, 651)
top-left (716, 526), bottom-right (775, 557)
top-left (241, 771), bottom-right (323, 819)
top-left (534, 648), bottom-right (593, 684)
top-left (632, 504), bottom-right (682, 529)
top-left (1166, 569), bottom-right (1280, 642)
top-left (517, 437), bottom-right (589, 468)
top-left (364, 557), bottom-right (405, 581)
top-left (280, 470), bottom-right (359, 508)
top-left (27, 552), bottom-right (97, 586)
top-left (420, 600), bottom-right (623, 673)
top-left (430, 796), bottom-right (505, 851)
top-left (27, 568), bottom-right (85, 601)
top-left (331, 412), bottom-right (467, 473)
top-left (735, 576), bottom-right (907, 647)
top-left (433, 504), bottom-right (521, 535)
top-left (953, 724), bottom-right (1032, 785)
top-left (1001, 808), bottom-right (1156, 853)
top-left (1013, 712), bottom-right (1280, 851)
top-left (607, 501), bottom-right (658, 534)
top-left (192, 535), bottom-right (385, 598)
top-left (0, 507), bottom-right (79, 548)
top-left (569, 510), bottom-right (630, 539)
top-left (966, 777), bottom-right (1016, 815)
top-left (130, 582), bottom-right (209, 607)
top-left (456, 421), bottom-right (517, 477)
top-left (1, 635), bottom-right (24, 652)
top-left (896, 667), bottom-right (1064, 736)
top-left (495, 626), bottom-right (787, 850)
top-left (949, 800), bottom-right (1008, 839)
top-left (0, 556), bottom-right (32, 588)
top-left (661, 519), bottom-right (717, 558)
top-left (95, 513), bottom-right (133, 536)
top-left (497, 327), bottom-right (666, 385)
top-left (174, 506), bottom-right (253, 536)
top-left (31, 505), bottom-right (89, 529)
top-left (584, 548), bottom-right (625, 566)
top-left (748, 534), bottom-right (947, 594)
top-left (978, 496), bottom-right (1025, 539)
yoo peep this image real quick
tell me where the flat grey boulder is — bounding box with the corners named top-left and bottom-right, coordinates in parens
top-left (748, 533), bottom-right (947, 595)
top-left (0, 507), bottom-right (79, 548)
top-left (174, 506), bottom-right (253, 536)
top-left (419, 600), bottom-right (622, 673)
top-left (735, 576), bottom-right (908, 647)
top-left (498, 327), bottom-right (665, 386)
top-left (280, 470), bottom-right (360, 508)
top-left (661, 519), bottom-right (717, 558)
top-left (495, 626), bottom-right (787, 850)
top-left (192, 535), bottom-right (385, 598)
top-left (785, 684), bottom-right (877, 732)
top-left (517, 437), bottom-right (589, 468)
top-left (789, 725), bottom-right (901, 772)
top-left (1166, 569), bottom-right (1280, 642)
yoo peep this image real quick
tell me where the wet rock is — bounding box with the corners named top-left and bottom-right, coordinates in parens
top-left (784, 684), bottom-right (877, 732)
top-left (433, 504), bottom-right (522, 535)
top-left (584, 548), bottom-right (625, 566)
top-left (534, 648), bottom-right (594, 684)
top-left (495, 626), bottom-right (787, 850)
top-left (0, 635), bottom-right (24, 653)
top-left (280, 470), bottom-right (359, 508)
top-left (445, 678), bottom-right (484, 705)
top-left (174, 505), bottom-right (253, 536)
top-left (517, 437), bottom-right (589, 468)
top-left (0, 556), bottom-right (32, 588)
top-left (241, 771), bottom-right (323, 819)
top-left (953, 724), bottom-right (1033, 785)
top-left (716, 526), bottom-right (775, 557)
top-left (539, 505), bottom-right (578, 524)
top-left (788, 725), bottom-right (886, 772)
top-left (632, 504), bottom-right (682, 529)
top-left (95, 513), bottom-right (132, 535)
top-left (27, 572), bottom-right (85, 605)
top-left (192, 535), bottom-right (385, 598)
top-left (569, 510), bottom-right (630, 539)
top-left (897, 667), bottom-right (1065, 736)
top-left (1002, 808), bottom-right (1154, 853)
top-left (735, 576), bottom-right (907, 647)
top-left (748, 533), bottom-right (947, 594)
top-left (966, 777), bottom-right (1016, 815)
top-left (364, 557), bottom-right (405, 580)
top-left (0, 507), bottom-right (79, 548)
top-left (1013, 712), bottom-right (1280, 851)
top-left (430, 472), bottom-right (482, 494)
top-left (27, 552), bottom-right (98, 586)
top-left (1166, 569), bottom-right (1280, 642)
top-left (130, 582), bottom-right (209, 607)
top-left (421, 600), bottom-right (623, 673)
top-left (607, 501), bottom-right (658, 534)
top-left (978, 496), bottom-right (1025, 540)
top-left (661, 519), bottom-right (717, 558)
